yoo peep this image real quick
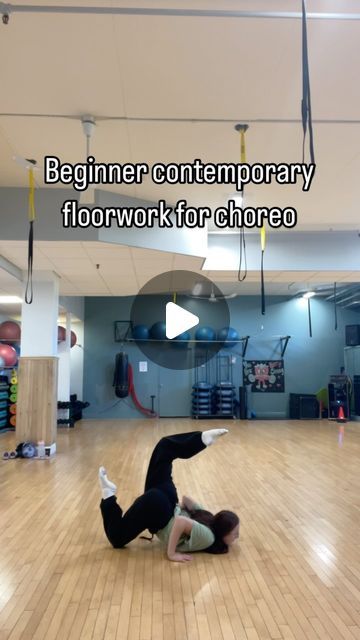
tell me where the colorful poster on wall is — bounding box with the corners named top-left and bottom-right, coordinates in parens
top-left (243, 359), bottom-right (284, 392)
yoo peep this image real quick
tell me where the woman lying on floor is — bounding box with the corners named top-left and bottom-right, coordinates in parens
top-left (99, 429), bottom-right (239, 562)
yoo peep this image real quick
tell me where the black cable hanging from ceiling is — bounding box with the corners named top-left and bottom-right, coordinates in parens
top-left (301, 0), bottom-right (315, 164)
top-left (334, 282), bottom-right (338, 330)
top-left (307, 297), bottom-right (313, 337)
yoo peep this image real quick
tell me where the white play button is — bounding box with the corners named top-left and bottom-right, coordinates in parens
top-left (131, 270), bottom-right (230, 369)
top-left (166, 302), bottom-right (199, 340)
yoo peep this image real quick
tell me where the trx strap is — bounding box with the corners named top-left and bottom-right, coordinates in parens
top-left (235, 124), bottom-right (266, 315)
top-left (334, 282), bottom-right (338, 331)
top-left (240, 127), bottom-right (246, 163)
top-left (238, 215), bottom-right (247, 282)
top-left (301, 0), bottom-right (315, 164)
top-left (235, 125), bottom-right (248, 282)
top-left (260, 225), bottom-right (266, 315)
top-left (236, 124), bottom-right (266, 312)
top-left (25, 164), bottom-right (36, 304)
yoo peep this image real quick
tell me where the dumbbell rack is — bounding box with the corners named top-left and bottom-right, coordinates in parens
top-left (57, 395), bottom-right (90, 428)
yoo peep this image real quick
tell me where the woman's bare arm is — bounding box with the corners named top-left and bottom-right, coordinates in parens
top-left (167, 516), bottom-right (193, 562)
top-left (180, 495), bottom-right (199, 512)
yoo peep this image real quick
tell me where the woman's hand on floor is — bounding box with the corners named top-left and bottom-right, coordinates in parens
top-left (168, 552), bottom-right (192, 563)
top-left (167, 516), bottom-right (194, 561)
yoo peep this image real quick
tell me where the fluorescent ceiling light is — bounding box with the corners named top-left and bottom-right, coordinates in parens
top-left (192, 283), bottom-right (202, 295)
top-left (303, 291), bottom-right (315, 299)
top-left (0, 296), bottom-right (22, 303)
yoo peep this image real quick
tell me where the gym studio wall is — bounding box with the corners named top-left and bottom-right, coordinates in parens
top-left (83, 295), bottom-right (360, 420)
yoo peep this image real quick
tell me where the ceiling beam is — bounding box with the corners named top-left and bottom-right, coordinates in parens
top-left (0, 254), bottom-right (22, 281)
top-left (2, 4), bottom-right (360, 21)
top-left (3, 113), bottom-right (360, 126)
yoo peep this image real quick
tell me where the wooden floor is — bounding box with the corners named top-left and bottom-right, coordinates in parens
top-left (0, 419), bottom-right (360, 640)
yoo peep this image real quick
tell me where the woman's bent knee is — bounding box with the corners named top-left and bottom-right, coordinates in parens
top-left (109, 534), bottom-right (128, 549)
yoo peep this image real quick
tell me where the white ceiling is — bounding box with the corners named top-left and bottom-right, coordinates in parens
top-left (0, 240), bottom-right (358, 299)
top-left (0, 0), bottom-right (360, 301)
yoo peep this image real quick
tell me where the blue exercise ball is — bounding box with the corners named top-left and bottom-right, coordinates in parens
top-left (132, 324), bottom-right (149, 340)
top-left (195, 326), bottom-right (216, 342)
top-left (173, 330), bottom-right (190, 348)
top-left (150, 321), bottom-right (167, 340)
top-left (217, 326), bottom-right (239, 348)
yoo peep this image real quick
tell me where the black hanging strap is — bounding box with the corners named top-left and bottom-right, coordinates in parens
top-left (261, 249), bottom-right (265, 315)
top-left (301, 0), bottom-right (315, 165)
top-left (235, 126), bottom-right (249, 283)
top-left (238, 225), bottom-right (247, 282)
top-left (25, 220), bottom-right (34, 304)
top-left (334, 282), bottom-right (338, 331)
top-left (25, 163), bottom-right (36, 304)
top-left (308, 297), bottom-right (313, 338)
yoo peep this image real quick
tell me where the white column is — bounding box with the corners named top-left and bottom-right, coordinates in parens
top-left (70, 320), bottom-right (84, 400)
top-left (21, 271), bottom-right (59, 356)
top-left (57, 311), bottom-right (71, 401)
top-left (17, 271), bottom-right (59, 452)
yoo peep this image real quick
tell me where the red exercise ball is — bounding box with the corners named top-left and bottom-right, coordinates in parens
top-left (71, 330), bottom-right (77, 348)
top-left (0, 321), bottom-right (21, 341)
top-left (58, 326), bottom-right (66, 343)
top-left (0, 344), bottom-right (18, 367)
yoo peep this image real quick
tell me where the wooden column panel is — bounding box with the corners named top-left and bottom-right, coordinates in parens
top-left (16, 357), bottom-right (58, 445)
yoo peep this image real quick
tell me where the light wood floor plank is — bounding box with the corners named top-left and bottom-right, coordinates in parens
top-left (0, 419), bottom-right (359, 639)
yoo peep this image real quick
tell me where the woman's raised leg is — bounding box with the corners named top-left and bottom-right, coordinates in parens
top-left (144, 429), bottom-right (228, 492)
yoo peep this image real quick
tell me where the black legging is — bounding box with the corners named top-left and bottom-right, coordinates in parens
top-left (100, 431), bottom-right (206, 548)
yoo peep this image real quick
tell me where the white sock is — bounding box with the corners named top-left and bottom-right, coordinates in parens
top-left (201, 428), bottom-right (228, 447)
top-left (99, 466), bottom-right (117, 500)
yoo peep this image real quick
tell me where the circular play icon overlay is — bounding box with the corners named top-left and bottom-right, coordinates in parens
top-left (130, 270), bottom-right (231, 370)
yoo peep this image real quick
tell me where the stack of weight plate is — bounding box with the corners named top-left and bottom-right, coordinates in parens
top-left (216, 381), bottom-right (236, 417)
top-left (192, 382), bottom-right (215, 417)
top-left (0, 378), bottom-right (9, 431)
top-left (8, 369), bottom-right (17, 430)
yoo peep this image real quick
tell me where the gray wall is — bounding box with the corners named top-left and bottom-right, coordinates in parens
top-left (83, 295), bottom-right (360, 419)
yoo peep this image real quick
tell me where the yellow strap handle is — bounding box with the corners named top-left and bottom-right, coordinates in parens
top-left (239, 126), bottom-right (266, 252)
top-left (28, 168), bottom-right (35, 221)
top-left (240, 129), bottom-right (246, 164)
top-left (260, 225), bottom-right (266, 252)
top-left (173, 292), bottom-right (177, 304)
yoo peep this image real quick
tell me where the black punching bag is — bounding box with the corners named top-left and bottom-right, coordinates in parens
top-left (113, 352), bottom-right (129, 398)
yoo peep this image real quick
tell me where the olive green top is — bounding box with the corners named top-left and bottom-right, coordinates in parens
top-left (156, 504), bottom-right (215, 552)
